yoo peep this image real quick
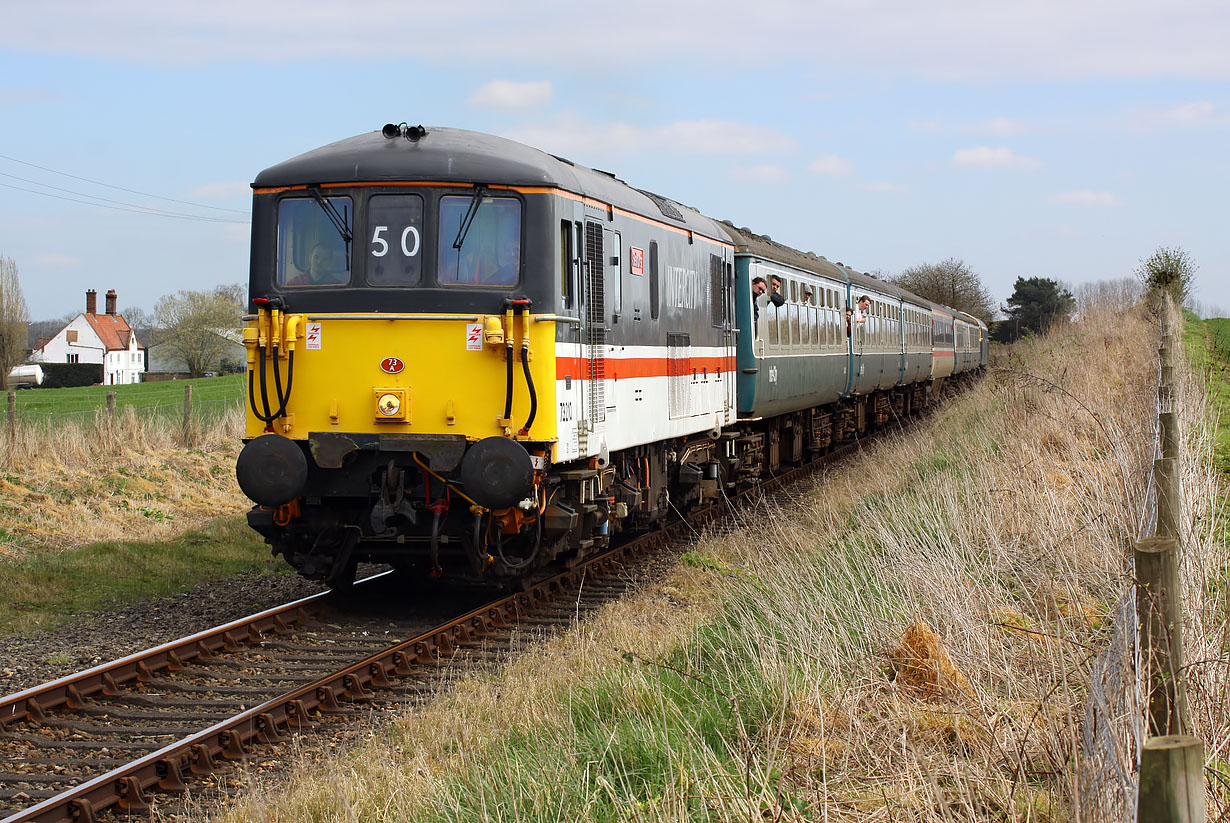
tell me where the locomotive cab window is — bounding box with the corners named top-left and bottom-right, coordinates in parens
top-left (367, 194), bottom-right (424, 286)
top-left (277, 196), bottom-right (353, 287)
top-left (437, 194), bottom-right (522, 287)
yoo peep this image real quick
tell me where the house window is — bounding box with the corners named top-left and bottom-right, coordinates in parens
top-left (66, 330), bottom-right (78, 343)
top-left (67, 353), bottom-right (79, 364)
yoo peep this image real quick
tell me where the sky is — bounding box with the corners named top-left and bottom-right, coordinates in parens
top-left (2, 0), bottom-right (1228, 322)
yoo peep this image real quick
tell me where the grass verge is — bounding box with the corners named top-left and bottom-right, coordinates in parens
top-left (202, 302), bottom-right (1182, 823)
top-left (0, 398), bottom-right (271, 636)
top-left (0, 516), bottom-right (277, 635)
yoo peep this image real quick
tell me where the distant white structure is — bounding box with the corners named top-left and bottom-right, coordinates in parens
top-left (31, 289), bottom-right (146, 385)
top-left (147, 328), bottom-right (245, 376)
top-left (6, 364), bottom-right (43, 387)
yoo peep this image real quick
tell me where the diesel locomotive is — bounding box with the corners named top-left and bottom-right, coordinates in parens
top-left (236, 124), bottom-right (987, 588)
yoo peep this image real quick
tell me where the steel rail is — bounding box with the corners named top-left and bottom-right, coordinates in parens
top-left (0, 584), bottom-right (350, 731)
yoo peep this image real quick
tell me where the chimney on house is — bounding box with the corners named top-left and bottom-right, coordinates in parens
top-left (86, 289), bottom-right (97, 315)
top-left (105, 289), bottom-right (117, 316)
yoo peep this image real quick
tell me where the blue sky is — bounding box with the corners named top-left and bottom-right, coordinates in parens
top-left (2, 0), bottom-right (1227, 321)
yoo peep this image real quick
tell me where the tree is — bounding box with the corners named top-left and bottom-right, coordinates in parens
top-left (154, 285), bottom-right (244, 378)
top-left (891, 258), bottom-right (996, 323)
top-left (0, 256), bottom-right (31, 389)
top-left (1134, 246), bottom-right (1197, 304)
top-left (993, 277), bottom-right (1075, 343)
top-left (27, 312), bottom-right (76, 351)
top-left (122, 305), bottom-right (154, 337)
top-left (1072, 277), bottom-right (1143, 317)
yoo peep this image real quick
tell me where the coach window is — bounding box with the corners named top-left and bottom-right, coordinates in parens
top-left (559, 221), bottom-right (574, 309)
top-left (277, 196), bottom-right (353, 287)
top-left (608, 231), bottom-right (622, 319)
top-left (437, 194), bottom-right (521, 286)
top-left (366, 194), bottom-right (423, 286)
top-left (649, 241), bottom-right (660, 320)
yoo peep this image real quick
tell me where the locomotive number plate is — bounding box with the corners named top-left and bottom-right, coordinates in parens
top-left (380, 357), bottom-right (405, 374)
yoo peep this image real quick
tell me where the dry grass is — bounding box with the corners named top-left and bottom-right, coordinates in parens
top-left (188, 303), bottom-right (1221, 823)
top-left (0, 406), bottom-right (249, 559)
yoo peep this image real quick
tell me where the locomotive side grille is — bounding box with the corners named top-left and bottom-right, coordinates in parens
top-left (585, 222), bottom-right (606, 424)
top-left (667, 331), bottom-right (692, 419)
top-left (709, 254), bottom-right (724, 329)
top-left (634, 188), bottom-right (685, 222)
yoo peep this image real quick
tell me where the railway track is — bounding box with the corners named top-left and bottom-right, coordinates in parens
top-left (0, 401), bottom-right (960, 822)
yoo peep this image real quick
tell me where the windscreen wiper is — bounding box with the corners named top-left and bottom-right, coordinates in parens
top-left (308, 186), bottom-right (353, 246)
top-left (452, 185), bottom-right (488, 250)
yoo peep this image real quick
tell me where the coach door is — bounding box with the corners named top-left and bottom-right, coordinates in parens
top-left (578, 221), bottom-right (607, 456)
top-left (717, 251), bottom-right (735, 417)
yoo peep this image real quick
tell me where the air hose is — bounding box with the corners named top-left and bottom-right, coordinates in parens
top-left (519, 340), bottom-right (537, 435)
top-left (246, 301), bottom-right (296, 428)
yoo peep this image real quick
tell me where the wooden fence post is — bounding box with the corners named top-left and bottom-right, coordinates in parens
top-left (1138, 735), bottom-right (1205, 823)
top-left (1155, 457), bottom-right (1180, 540)
top-left (106, 391), bottom-right (116, 422)
top-left (182, 385), bottom-right (193, 446)
top-left (1160, 412), bottom-right (1180, 461)
top-left (1135, 537), bottom-right (1190, 737)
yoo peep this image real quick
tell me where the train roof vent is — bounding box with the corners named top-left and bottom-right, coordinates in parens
top-left (635, 188), bottom-right (685, 222)
top-left (549, 154), bottom-right (575, 167)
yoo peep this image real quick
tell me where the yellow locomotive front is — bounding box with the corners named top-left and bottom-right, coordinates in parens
top-left (236, 126), bottom-right (568, 587)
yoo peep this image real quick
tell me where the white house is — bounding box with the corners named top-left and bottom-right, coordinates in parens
top-left (32, 289), bottom-right (146, 385)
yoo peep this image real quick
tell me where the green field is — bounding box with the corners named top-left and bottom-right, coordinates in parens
top-left (1183, 311), bottom-right (1230, 474)
top-left (10, 374), bottom-right (244, 426)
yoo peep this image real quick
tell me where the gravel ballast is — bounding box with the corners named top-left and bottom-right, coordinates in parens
top-left (0, 572), bottom-right (327, 697)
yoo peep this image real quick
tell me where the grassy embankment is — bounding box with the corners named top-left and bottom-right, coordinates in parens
top-left (202, 303), bottom-right (1196, 823)
top-left (1177, 308), bottom-right (1230, 798)
top-left (0, 375), bottom-right (270, 635)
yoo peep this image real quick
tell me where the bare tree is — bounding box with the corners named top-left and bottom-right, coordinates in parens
top-left (122, 305), bottom-right (153, 334)
top-left (0, 257), bottom-right (31, 388)
top-left (1134, 245), bottom-right (1197, 304)
top-left (154, 285), bottom-right (244, 378)
top-left (1072, 277), bottom-right (1143, 317)
top-left (891, 258), bottom-right (996, 323)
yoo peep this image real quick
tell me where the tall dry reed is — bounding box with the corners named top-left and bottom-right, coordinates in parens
top-left (0, 405), bottom-right (248, 557)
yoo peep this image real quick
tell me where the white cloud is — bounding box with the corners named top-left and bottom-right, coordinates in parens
top-left (34, 253), bottom-right (79, 267)
top-left (1164, 101), bottom-right (1216, 124)
top-left (865, 182), bottom-right (907, 193)
top-left (731, 164), bottom-right (790, 183)
top-left (1123, 100), bottom-right (1227, 130)
top-left (953, 146), bottom-right (1041, 170)
top-left (907, 119), bottom-right (942, 132)
top-left (1050, 190), bottom-right (1122, 206)
top-left (808, 154), bottom-right (855, 176)
top-left (0, 87), bottom-right (61, 106)
top-left (191, 181), bottom-right (250, 200)
top-left (468, 80), bottom-right (553, 110)
top-left (503, 114), bottom-right (798, 159)
top-left (971, 117), bottom-right (1026, 135)
top-left (222, 223), bottom-right (251, 243)
top-left (10, 0), bottom-right (1230, 80)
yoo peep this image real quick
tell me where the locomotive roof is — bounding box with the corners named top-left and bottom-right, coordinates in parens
top-left (253, 126), bottom-right (729, 243)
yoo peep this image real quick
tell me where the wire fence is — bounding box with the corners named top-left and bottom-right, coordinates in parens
top-left (1079, 300), bottom-right (1208, 821)
top-left (3, 376), bottom-right (243, 431)
top-left (0, 377), bottom-right (245, 466)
